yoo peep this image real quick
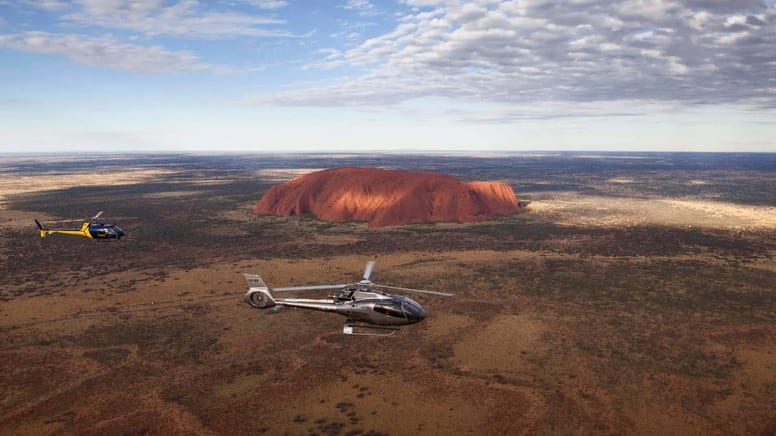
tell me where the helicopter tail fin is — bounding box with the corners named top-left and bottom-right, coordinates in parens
top-left (243, 274), bottom-right (277, 309)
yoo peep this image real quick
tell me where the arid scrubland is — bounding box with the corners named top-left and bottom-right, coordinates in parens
top-left (1, 153), bottom-right (774, 435)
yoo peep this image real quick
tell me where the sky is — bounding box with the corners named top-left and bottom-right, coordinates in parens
top-left (0, 0), bottom-right (775, 153)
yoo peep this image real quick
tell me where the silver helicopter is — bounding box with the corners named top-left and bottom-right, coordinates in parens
top-left (244, 260), bottom-right (452, 336)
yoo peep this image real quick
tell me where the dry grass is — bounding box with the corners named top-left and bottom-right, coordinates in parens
top-left (0, 169), bottom-right (173, 209)
top-left (529, 193), bottom-right (776, 230)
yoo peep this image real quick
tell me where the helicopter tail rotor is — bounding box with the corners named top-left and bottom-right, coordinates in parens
top-left (244, 274), bottom-right (277, 309)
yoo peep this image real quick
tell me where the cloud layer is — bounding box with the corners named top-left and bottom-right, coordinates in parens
top-left (1, 0), bottom-right (296, 73)
top-left (0, 31), bottom-right (259, 73)
top-left (2, 0), bottom-right (775, 113)
top-left (0, 31), bottom-right (199, 73)
top-left (260, 0), bottom-right (776, 109)
top-left (21, 0), bottom-right (293, 38)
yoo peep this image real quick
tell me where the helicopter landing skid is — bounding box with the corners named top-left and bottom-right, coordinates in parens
top-left (343, 320), bottom-right (399, 336)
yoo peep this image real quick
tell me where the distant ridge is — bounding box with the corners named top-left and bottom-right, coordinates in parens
top-left (253, 167), bottom-right (522, 228)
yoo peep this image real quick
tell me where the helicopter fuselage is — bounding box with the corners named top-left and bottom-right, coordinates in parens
top-left (242, 262), bottom-right (448, 335)
top-left (36, 219), bottom-right (125, 240)
top-left (246, 288), bottom-right (426, 327)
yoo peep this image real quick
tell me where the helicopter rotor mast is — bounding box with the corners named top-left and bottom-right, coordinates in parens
top-left (362, 260), bottom-right (375, 281)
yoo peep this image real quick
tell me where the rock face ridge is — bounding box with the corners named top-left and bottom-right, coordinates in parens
top-left (253, 167), bottom-right (520, 228)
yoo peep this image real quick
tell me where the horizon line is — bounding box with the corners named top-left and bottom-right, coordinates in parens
top-left (2, 149), bottom-right (776, 157)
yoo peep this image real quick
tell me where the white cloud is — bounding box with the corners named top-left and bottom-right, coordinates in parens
top-left (342, 0), bottom-right (380, 17)
top-left (25, 0), bottom-right (70, 10)
top-left (242, 0), bottom-right (289, 9)
top-left (23, 0), bottom-right (296, 39)
top-left (261, 0), bottom-right (776, 112)
top-left (0, 31), bottom-right (251, 73)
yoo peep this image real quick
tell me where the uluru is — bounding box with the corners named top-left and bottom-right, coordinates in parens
top-left (253, 167), bottom-right (522, 228)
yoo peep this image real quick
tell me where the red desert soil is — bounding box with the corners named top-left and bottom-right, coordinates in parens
top-left (254, 167), bottom-right (521, 228)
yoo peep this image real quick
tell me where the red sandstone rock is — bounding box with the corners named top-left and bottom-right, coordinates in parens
top-left (253, 167), bottom-right (521, 228)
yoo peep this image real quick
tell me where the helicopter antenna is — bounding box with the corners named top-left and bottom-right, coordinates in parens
top-left (363, 260), bottom-right (375, 281)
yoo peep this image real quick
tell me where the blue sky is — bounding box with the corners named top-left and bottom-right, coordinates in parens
top-left (1, 0), bottom-right (775, 152)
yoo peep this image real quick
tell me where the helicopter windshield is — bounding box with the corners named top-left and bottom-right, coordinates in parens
top-left (401, 299), bottom-right (425, 322)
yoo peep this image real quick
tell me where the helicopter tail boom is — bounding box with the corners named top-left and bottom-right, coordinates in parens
top-left (243, 274), bottom-right (277, 309)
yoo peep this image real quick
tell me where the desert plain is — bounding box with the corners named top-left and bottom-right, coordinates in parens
top-left (0, 152), bottom-right (774, 435)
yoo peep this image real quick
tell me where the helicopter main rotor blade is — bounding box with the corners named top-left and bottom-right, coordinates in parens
top-left (363, 260), bottom-right (376, 281)
top-left (272, 284), bottom-right (349, 292)
top-left (92, 211), bottom-right (104, 221)
top-left (372, 283), bottom-right (453, 296)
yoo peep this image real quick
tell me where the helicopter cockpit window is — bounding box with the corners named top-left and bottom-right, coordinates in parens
top-left (402, 300), bottom-right (424, 320)
top-left (373, 303), bottom-right (405, 319)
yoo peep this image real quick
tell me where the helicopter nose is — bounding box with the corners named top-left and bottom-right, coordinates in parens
top-left (411, 310), bottom-right (426, 323)
top-left (402, 300), bottom-right (425, 323)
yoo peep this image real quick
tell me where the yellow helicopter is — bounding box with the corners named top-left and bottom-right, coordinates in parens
top-left (35, 211), bottom-right (125, 240)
